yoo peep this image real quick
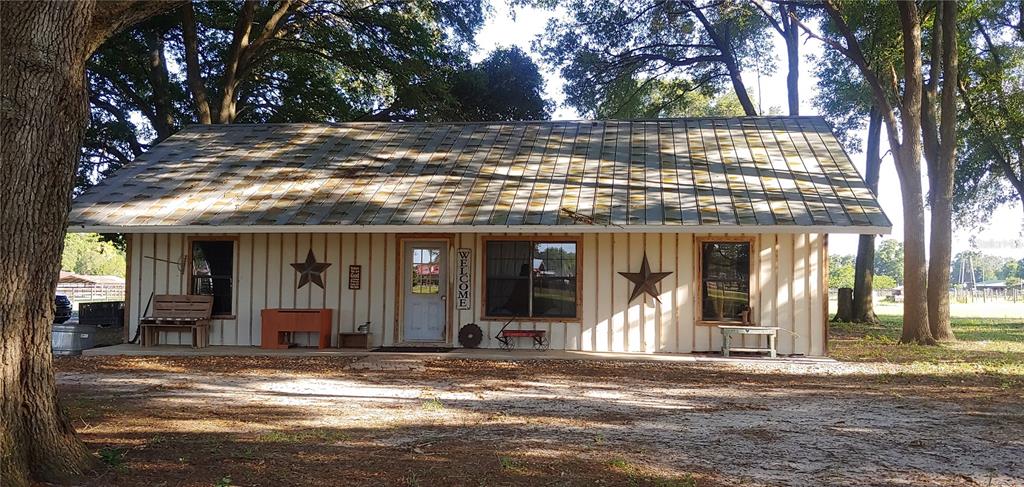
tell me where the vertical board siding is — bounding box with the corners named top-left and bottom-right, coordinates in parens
top-left (793, 233), bottom-right (809, 354)
top-left (127, 231), bottom-right (827, 355)
top-left (693, 233), bottom-right (710, 351)
top-left (809, 233), bottom-right (825, 356)
top-left (611, 233), bottom-right (628, 352)
top-left (658, 234), bottom-right (675, 353)
top-left (250, 234), bottom-right (268, 346)
top-left (236, 234), bottom-right (253, 346)
top-left (594, 233), bottom-right (611, 352)
top-left (758, 234), bottom-right (778, 353)
top-left (677, 234), bottom-right (694, 353)
top-left (776, 233), bottom-right (795, 355)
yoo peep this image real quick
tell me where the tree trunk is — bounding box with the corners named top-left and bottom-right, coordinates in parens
top-left (218, 0), bottom-right (256, 124)
top-left (1, 4), bottom-right (98, 485)
top-left (893, 0), bottom-right (934, 345)
top-left (895, 149), bottom-right (933, 345)
top-left (144, 26), bottom-right (175, 140)
top-left (181, 1), bottom-right (213, 124)
top-left (1, 2), bottom-right (179, 484)
top-left (833, 288), bottom-right (854, 322)
top-left (927, 0), bottom-right (958, 342)
top-left (725, 58), bottom-right (758, 116)
top-left (782, 4), bottom-right (799, 116)
top-left (689, 2), bottom-right (757, 116)
top-left (852, 107), bottom-right (882, 323)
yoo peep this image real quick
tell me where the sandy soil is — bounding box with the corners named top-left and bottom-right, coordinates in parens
top-left (54, 355), bottom-right (1023, 486)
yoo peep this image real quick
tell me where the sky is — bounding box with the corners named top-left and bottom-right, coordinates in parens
top-left (471, 2), bottom-right (1024, 259)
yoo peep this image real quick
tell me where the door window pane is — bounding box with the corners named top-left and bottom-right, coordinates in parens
top-left (191, 240), bottom-right (234, 315)
top-left (411, 248), bottom-right (440, 294)
top-left (485, 241), bottom-right (531, 316)
top-left (701, 242), bottom-right (750, 321)
top-left (532, 243), bottom-right (577, 317)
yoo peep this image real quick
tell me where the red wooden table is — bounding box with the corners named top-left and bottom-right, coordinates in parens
top-left (260, 308), bottom-right (332, 349)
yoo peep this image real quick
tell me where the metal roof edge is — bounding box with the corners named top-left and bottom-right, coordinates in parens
top-left (67, 223), bottom-right (892, 235)
top-left (176, 116), bottom-right (829, 130)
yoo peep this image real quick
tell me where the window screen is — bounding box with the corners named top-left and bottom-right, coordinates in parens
top-left (531, 243), bottom-right (577, 318)
top-left (191, 240), bottom-right (234, 315)
top-left (700, 242), bottom-right (750, 321)
top-left (485, 241), bottom-right (532, 317)
top-left (485, 240), bottom-right (577, 318)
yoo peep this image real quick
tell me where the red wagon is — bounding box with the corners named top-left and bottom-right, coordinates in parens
top-left (494, 318), bottom-right (549, 351)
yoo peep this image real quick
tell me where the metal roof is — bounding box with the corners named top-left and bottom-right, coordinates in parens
top-left (68, 117), bottom-right (891, 234)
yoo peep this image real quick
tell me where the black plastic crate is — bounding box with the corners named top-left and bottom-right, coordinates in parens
top-left (79, 301), bottom-right (125, 327)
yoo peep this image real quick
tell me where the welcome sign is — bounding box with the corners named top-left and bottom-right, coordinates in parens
top-left (456, 248), bottom-right (472, 310)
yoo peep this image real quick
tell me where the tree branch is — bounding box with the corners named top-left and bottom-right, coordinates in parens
top-left (87, 1), bottom-right (185, 55)
top-left (181, 1), bottom-right (213, 124)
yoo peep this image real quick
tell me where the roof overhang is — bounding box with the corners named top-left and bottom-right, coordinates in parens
top-left (67, 224), bottom-right (892, 235)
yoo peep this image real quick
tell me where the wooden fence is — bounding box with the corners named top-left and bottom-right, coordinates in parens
top-left (951, 288), bottom-right (1022, 303)
top-left (829, 288), bottom-right (1022, 303)
top-left (56, 282), bottom-right (126, 304)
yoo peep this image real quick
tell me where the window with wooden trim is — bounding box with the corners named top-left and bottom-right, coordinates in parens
top-left (699, 241), bottom-right (751, 322)
top-left (191, 240), bottom-right (234, 316)
top-left (485, 239), bottom-right (578, 319)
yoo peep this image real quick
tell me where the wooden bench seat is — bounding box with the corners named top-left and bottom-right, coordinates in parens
top-left (140, 295), bottom-right (213, 348)
top-left (718, 325), bottom-right (779, 358)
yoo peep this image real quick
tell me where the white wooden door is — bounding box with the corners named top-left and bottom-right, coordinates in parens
top-left (403, 241), bottom-right (447, 342)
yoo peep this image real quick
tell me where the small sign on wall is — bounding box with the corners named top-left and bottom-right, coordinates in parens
top-left (456, 248), bottom-right (472, 310)
top-left (348, 265), bottom-right (362, 290)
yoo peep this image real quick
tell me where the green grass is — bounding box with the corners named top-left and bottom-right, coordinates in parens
top-left (98, 447), bottom-right (127, 470)
top-left (608, 458), bottom-right (697, 487)
top-left (421, 397), bottom-right (444, 411)
top-left (497, 455), bottom-right (524, 473)
top-left (256, 428), bottom-right (348, 443)
top-left (830, 315), bottom-right (1024, 389)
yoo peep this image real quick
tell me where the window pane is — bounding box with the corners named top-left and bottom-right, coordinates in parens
top-left (701, 242), bottom-right (750, 321)
top-left (192, 241), bottom-right (234, 315)
top-left (532, 242), bottom-right (577, 318)
top-left (485, 241), bottom-right (531, 316)
top-left (411, 248), bottom-right (440, 294)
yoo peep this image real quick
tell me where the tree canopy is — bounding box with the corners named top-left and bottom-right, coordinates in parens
top-left (954, 1), bottom-right (1024, 224)
top-left (61, 233), bottom-right (126, 278)
top-left (874, 238), bottom-right (905, 285)
top-left (533, 0), bottom-right (774, 118)
top-left (80, 1), bottom-right (551, 193)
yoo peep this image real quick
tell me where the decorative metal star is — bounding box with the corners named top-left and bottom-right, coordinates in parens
top-left (291, 249), bottom-right (332, 289)
top-left (619, 253), bottom-right (673, 303)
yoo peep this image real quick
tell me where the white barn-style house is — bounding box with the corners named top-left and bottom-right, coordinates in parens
top-left (68, 117), bottom-right (891, 355)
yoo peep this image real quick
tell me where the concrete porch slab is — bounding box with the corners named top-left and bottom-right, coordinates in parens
top-left (80, 343), bottom-right (837, 366)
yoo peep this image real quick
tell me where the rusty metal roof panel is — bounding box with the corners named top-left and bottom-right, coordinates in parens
top-left (69, 118), bottom-right (892, 232)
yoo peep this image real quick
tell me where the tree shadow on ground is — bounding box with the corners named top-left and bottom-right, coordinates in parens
top-left (55, 355), bottom-right (1024, 486)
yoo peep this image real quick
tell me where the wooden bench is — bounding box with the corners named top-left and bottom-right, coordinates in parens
top-left (719, 325), bottom-right (779, 358)
top-left (140, 295), bottom-right (213, 348)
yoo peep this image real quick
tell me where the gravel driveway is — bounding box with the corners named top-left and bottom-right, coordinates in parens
top-left (56, 355), bottom-right (1023, 486)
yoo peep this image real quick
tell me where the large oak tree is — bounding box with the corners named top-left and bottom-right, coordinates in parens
top-left (797, 0), bottom-right (961, 344)
top-left (2, 3), bottom-right (184, 484)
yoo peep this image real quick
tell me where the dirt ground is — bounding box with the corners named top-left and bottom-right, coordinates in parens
top-left (54, 355), bottom-right (1023, 486)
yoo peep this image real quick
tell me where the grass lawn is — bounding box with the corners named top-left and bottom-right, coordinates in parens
top-left (830, 311), bottom-right (1024, 390)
